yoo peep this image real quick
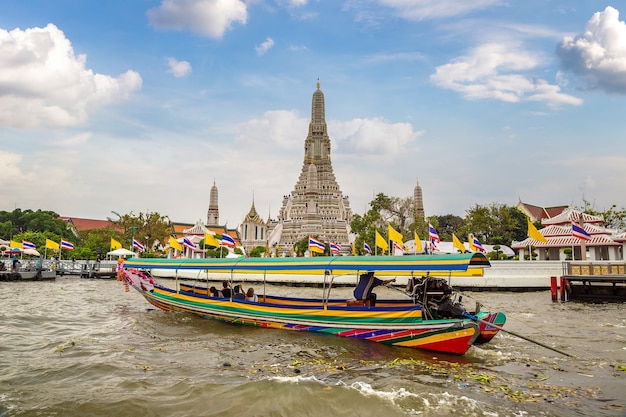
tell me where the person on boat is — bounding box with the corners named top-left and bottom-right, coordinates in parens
top-left (232, 285), bottom-right (246, 300)
top-left (221, 280), bottom-right (232, 298)
top-left (209, 286), bottom-right (223, 297)
top-left (245, 287), bottom-right (258, 302)
top-left (353, 272), bottom-right (395, 306)
top-left (11, 256), bottom-right (19, 272)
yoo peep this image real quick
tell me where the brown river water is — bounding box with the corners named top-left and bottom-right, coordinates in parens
top-left (0, 277), bottom-right (624, 417)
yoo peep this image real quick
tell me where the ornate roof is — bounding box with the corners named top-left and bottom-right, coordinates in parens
top-left (541, 208), bottom-right (604, 225)
top-left (243, 201), bottom-right (264, 224)
top-left (512, 215), bottom-right (620, 249)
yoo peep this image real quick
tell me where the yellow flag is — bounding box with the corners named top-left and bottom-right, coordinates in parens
top-left (375, 230), bottom-right (389, 251)
top-left (452, 234), bottom-right (465, 253)
top-left (352, 243), bottom-right (357, 256)
top-left (205, 233), bottom-right (220, 247)
top-left (169, 236), bottom-right (183, 251)
top-left (45, 239), bottom-right (59, 250)
top-left (414, 232), bottom-right (423, 253)
top-left (110, 238), bottom-right (122, 250)
top-left (387, 224), bottom-right (403, 244)
top-left (10, 240), bottom-right (22, 249)
top-left (527, 219), bottom-right (548, 243)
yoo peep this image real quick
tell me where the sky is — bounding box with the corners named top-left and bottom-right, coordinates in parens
top-left (1, 1), bottom-right (626, 228)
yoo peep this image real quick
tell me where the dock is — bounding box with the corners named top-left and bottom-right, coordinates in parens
top-left (559, 261), bottom-right (626, 302)
top-left (56, 260), bottom-right (118, 279)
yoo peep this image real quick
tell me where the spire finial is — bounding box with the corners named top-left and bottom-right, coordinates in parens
top-left (316, 77), bottom-right (320, 90)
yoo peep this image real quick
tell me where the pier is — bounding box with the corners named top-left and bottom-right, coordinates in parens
top-left (56, 260), bottom-right (118, 279)
top-left (558, 261), bottom-right (626, 302)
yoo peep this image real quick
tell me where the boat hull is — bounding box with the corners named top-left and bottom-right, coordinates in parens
top-left (124, 271), bottom-right (482, 355)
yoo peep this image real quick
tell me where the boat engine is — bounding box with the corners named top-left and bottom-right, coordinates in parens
top-left (406, 276), bottom-right (467, 319)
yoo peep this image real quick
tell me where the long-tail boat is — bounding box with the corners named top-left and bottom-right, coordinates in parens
top-left (121, 253), bottom-right (506, 355)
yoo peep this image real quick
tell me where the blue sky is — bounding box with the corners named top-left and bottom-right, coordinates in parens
top-left (1, 1), bottom-right (625, 228)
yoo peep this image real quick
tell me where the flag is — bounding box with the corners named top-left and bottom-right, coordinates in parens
top-left (363, 242), bottom-right (372, 254)
top-left (60, 240), bottom-right (74, 250)
top-left (330, 242), bottom-right (342, 254)
top-left (351, 243), bottom-right (357, 256)
top-left (428, 224), bottom-right (440, 244)
top-left (22, 240), bottom-right (36, 250)
top-left (414, 232), bottom-right (423, 253)
top-left (169, 236), bottom-right (183, 251)
top-left (527, 219), bottom-right (548, 243)
top-left (110, 238), bottom-right (122, 250)
top-left (309, 236), bottom-right (325, 254)
top-left (571, 222), bottom-right (591, 241)
top-left (375, 231), bottom-right (389, 251)
top-left (221, 233), bottom-right (236, 248)
top-left (182, 237), bottom-right (196, 250)
top-left (204, 233), bottom-right (220, 247)
top-left (133, 238), bottom-right (145, 252)
top-left (387, 224), bottom-right (403, 244)
top-left (470, 235), bottom-right (486, 253)
top-left (46, 239), bottom-right (59, 250)
top-left (10, 240), bottom-right (22, 249)
top-left (452, 234), bottom-right (465, 253)
top-left (393, 241), bottom-right (404, 253)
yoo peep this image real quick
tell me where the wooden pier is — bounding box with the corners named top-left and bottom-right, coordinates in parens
top-left (558, 261), bottom-right (626, 303)
top-left (56, 260), bottom-right (118, 279)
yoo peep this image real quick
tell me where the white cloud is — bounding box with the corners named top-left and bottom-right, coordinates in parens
top-left (0, 24), bottom-right (142, 128)
top-left (166, 57), bottom-right (192, 77)
top-left (431, 42), bottom-right (582, 106)
top-left (147, 0), bottom-right (248, 39)
top-left (331, 118), bottom-right (423, 156)
top-left (236, 110), bottom-right (307, 150)
top-left (557, 6), bottom-right (626, 94)
top-left (377, 0), bottom-right (502, 20)
top-left (255, 38), bottom-right (275, 56)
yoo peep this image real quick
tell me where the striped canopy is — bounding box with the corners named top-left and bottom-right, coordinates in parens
top-left (123, 253), bottom-right (490, 277)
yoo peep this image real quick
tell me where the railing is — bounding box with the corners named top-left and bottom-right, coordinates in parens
top-left (562, 261), bottom-right (626, 276)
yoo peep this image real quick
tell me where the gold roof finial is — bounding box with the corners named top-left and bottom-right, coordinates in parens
top-left (316, 77), bottom-right (320, 90)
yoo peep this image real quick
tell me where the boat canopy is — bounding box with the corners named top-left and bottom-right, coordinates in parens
top-left (123, 253), bottom-right (490, 277)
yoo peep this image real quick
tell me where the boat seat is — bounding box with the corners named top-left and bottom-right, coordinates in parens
top-left (346, 299), bottom-right (372, 307)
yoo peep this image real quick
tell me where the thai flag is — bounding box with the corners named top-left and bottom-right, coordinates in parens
top-left (221, 233), bottom-right (236, 247)
top-left (309, 236), bottom-right (325, 253)
top-left (60, 240), bottom-right (74, 250)
top-left (572, 222), bottom-right (591, 241)
top-left (393, 241), bottom-right (404, 252)
top-left (22, 240), bottom-right (36, 250)
top-left (428, 223), bottom-right (441, 247)
top-left (182, 237), bottom-right (196, 249)
top-left (133, 238), bottom-right (145, 252)
top-left (330, 242), bottom-right (342, 253)
top-left (472, 236), bottom-right (486, 253)
top-left (363, 242), bottom-right (371, 254)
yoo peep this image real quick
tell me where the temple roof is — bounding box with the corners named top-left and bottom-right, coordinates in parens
top-left (541, 208), bottom-right (604, 225)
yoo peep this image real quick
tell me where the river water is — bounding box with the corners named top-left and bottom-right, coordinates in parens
top-left (1, 277), bottom-right (624, 417)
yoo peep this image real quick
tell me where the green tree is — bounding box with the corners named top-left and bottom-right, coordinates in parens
top-left (0, 209), bottom-right (71, 239)
top-left (577, 199), bottom-right (626, 229)
top-left (249, 246), bottom-right (266, 258)
top-left (463, 203), bottom-right (526, 245)
top-left (432, 214), bottom-right (465, 242)
top-left (109, 211), bottom-right (171, 253)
